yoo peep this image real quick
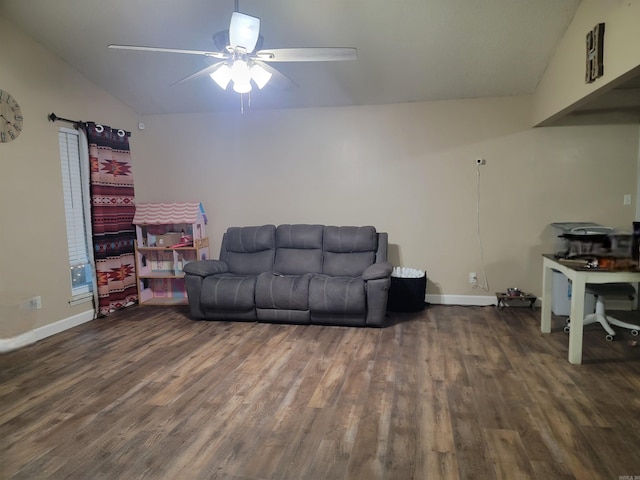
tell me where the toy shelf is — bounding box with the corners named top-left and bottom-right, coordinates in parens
top-left (132, 202), bottom-right (209, 306)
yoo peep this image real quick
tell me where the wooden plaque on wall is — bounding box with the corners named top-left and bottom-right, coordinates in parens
top-left (585, 23), bottom-right (605, 83)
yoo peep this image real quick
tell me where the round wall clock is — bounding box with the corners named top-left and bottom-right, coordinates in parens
top-left (0, 89), bottom-right (23, 143)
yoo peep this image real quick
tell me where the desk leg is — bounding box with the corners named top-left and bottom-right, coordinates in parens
top-left (568, 280), bottom-right (586, 365)
top-left (541, 262), bottom-right (553, 333)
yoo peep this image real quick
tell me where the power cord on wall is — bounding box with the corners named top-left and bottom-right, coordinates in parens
top-left (474, 161), bottom-right (490, 292)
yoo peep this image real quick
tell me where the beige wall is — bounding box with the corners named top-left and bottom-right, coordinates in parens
top-left (0, 16), bottom-right (139, 338)
top-left (135, 98), bottom-right (638, 302)
top-left (533, 0), bottom-right (640, 126)
top-left (1, 12), bottom-right (638, 343)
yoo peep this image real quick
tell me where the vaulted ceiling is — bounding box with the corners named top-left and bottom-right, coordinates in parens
top-left (1, 0), bottom-right (584, 115)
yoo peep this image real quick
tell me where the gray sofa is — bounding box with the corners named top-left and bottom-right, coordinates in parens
top-left (183, 224), bottom-right (393, 327)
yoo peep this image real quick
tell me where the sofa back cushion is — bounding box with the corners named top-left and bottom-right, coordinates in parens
top-left (322, 226), bottom-right (377, 277)
top-left (274, 224), bottom-right (324, 274)
top-left (222, 225), bottom-right (276, 275)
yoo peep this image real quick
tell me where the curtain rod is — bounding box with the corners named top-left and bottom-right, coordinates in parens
top-left (48, 113), bottom-right (131, 137)
top-left (48, 112), bottom-right (81, 126)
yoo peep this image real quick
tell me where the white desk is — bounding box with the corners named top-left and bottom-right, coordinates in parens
top-left (541, 254), bottom-right (640, 364)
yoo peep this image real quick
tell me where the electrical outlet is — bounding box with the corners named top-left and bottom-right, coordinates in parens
top-left (469, 272), bottom-right (478, 285)
top-left (624, 194), bottom-right (632, 205)
top-left (26, 296), bottom-right (42, 310)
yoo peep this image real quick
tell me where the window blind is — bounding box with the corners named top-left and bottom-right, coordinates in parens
top-left (59, 128), bottom-right (90, 268)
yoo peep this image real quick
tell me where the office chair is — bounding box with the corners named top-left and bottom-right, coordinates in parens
top-left (564, 283), bottom-right (640, 341)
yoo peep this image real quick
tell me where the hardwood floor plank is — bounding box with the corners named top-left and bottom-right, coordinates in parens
top-left (447, 384), bottom-right (497, 480)
top-left (344, 326), bottom-right (397, 480)
top-left (425, 451), bottom-right (460, 480)
top-left (430, 309), bottom-right (469, 385)
top-left (482, 428), bottom-right (535, 479)
top-left (3, 304), bottom-right (640, 479)
top-left (526, 391), bottom-right (613, 480)
top-left (385, 320), bottom-right (425, 479)
top-left (530, 459), bottom-right (576, 480)
top-left (578, 425), bottom-right (640, 480)
top-left (421, 378), bottom-right (455, 454)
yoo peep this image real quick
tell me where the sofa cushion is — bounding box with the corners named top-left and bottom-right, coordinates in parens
top-left (323, 251), bottom-right (375, 277)
top-left (257, 308), bottom-right (310, 324)
top-left (274, 224), bottom-right (324, 275)
top-left (224, 225), bottom-right (276, 275)
top-left (277, 224), bottom-right (324, 249)
top-left (309, 275), bottom-right (366, 314)
top-left (256, 272), bottom-right (311, 310)
top-left (322, 225), bottom-right (377, 277)
top-left (201, 274), bottom-right (257, 311)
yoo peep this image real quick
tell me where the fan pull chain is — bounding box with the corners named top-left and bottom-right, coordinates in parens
top-left (238, 91), bottom-right (251, 114)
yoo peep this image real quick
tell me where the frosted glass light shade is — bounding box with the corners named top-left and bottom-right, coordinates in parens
top-left (229, 12), bottom-right (260, 52)
top-left (233, 80), bottom-right (252, 94)
top-left (231, 60), bottom-right (251, 84)
top-left (210, 64), bottom-right (232, 89)
top-left (250, 64), bottom-right (272, 89)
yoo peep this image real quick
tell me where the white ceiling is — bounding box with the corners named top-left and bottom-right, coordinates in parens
top-left (0, 0), bottom-right (583, 115)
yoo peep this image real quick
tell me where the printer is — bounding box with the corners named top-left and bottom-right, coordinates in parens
top-left (551, 222), bottom-right (634, 260)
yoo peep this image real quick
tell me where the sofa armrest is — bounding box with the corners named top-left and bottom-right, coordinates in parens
top-left (362, 262), bottom-right (393, 281)
top-left (364, 264), bottom-right (392, 326)
top-left (183, 259), bottom-right (229, 277)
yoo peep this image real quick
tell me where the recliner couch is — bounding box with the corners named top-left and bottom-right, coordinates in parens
top-left (183, 224), bottom-right (393, 327)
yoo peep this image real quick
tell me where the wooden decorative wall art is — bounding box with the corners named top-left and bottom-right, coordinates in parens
top-left (585, 23), bottom-right (605, 83)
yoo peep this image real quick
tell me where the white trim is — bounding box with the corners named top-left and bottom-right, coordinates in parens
top-left (0, 309), bottom-right (95, 353)
top-left (426, 294), bottom-right (498, 306)
top-left (426, 294), bottom-right (544, 308)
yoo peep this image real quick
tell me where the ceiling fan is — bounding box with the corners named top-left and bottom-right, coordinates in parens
top-left (108, 1), bottom-right (357, 99)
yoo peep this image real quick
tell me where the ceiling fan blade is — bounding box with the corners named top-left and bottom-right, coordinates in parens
top-left (253, 61), bottom-right (297, 90)
top-left (255, 47), bottom-right (357, 62)
top-left (229, 12), bottom-right (260, 52)
top-left (108, 44), bottom-right (226, 59)
top-left (170, 61), bottom-right (226, 87)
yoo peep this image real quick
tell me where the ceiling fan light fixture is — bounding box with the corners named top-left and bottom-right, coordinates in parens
top-left (250, 64), bottom-right (272, 89)
top-left (109, 4), bottom-right (357, 109)
top-left (232, 80), bottom-right (252, 94)
top-left (210, 64), bottom-right (232, 89)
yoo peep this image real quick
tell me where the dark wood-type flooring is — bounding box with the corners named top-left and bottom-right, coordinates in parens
top-left (2, 304), bottom-right (640, 479)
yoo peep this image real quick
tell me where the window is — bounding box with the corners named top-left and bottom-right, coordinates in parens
top-left (58, 127), bottom-right (94, 300)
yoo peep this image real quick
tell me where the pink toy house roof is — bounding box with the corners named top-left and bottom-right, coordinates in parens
top-left (133, 202), bottom-right (207, 225)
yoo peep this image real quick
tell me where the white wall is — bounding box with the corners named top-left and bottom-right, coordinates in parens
top-left (134, 97), bottom-right (639, 301)
top-left (0, 16), bottom-right (139, 340)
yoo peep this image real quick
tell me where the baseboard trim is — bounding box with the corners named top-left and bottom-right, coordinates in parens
top-left (0, 309), bottom-right (95, 353)
top-left (427, 294), bottom-right (545, 308)
top-left (426, 294), bottom-right (498, 306)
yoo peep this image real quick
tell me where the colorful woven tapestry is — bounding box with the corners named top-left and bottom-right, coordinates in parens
top-left (86, 122), bottom-right (137, 315)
